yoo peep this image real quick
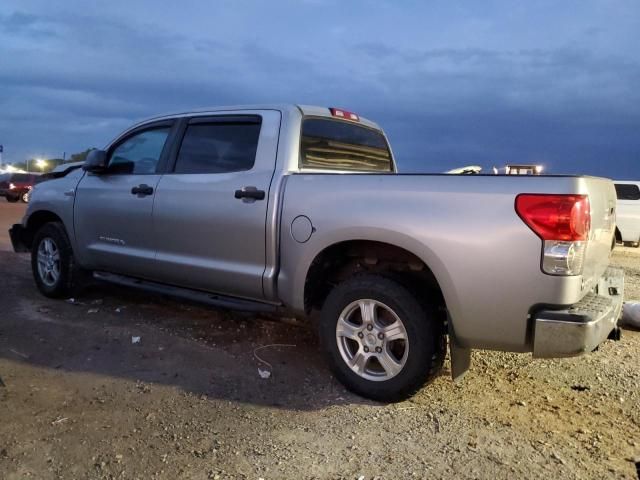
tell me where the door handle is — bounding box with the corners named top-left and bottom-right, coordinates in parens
top-left (234, 186), bottom-right (265, 201)
top-left (131, 184), bottom-right (154, 196)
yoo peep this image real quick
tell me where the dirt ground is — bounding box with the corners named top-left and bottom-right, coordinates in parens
top-left (0, 203), bottom-right (638, 479)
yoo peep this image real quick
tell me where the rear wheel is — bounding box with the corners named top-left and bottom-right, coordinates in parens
top-left (21, 191), bottom-right (30, 203)
top-left (31, 222), bottom-right (85, 298)
top-left (6, 196), bottom-right (18, 203)
top-left (319, 274), bottom-right (445, 402)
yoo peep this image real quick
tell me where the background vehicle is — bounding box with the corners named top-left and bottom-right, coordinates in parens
top-left (0, 173), bottom-right (40, 203)
top-left (24, 162), bottom-right (85, 203)
top-left (9, 105), bottom-right (624, 402)
top-left (614, 181), bottom-right (640, 247)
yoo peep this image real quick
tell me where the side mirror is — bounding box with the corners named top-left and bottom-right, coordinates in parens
top-left (82, 150), bottom-right (108, 173)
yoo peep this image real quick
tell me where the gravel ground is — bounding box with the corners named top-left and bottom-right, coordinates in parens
top-left (0, 240), bottom-right (638, 479)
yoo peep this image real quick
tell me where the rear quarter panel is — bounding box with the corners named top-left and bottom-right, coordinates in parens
top-left (278, 174), bottom-right (609, 352)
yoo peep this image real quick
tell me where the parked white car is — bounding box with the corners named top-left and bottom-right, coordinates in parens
top-left (614, 181), bottom-right (640, 247)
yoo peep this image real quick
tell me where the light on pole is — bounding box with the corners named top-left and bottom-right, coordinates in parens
top-left (36, 159), bottom-right (48, 171)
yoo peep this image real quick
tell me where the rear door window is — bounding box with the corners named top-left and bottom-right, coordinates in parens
top-left (614, 183), bottom-right (640, 200)
top-left (300, 118), bottom-right (392, 172)
top-left (173, 116), bottom-right (262, 174)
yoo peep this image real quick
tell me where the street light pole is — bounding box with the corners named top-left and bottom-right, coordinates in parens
top-left (36, 159), bottom-right (47, 171)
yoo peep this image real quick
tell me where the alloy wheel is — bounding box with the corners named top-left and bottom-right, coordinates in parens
top-left (335, 299), bottom-right (409, 381)
top-left (36, 237), bottom-right (61, 287)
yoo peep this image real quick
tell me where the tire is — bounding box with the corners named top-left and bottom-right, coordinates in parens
top-left (31, 222), bottom-right (85, 298)
top-left (6, 196), bottom-right (18, 203)
top-left (21, 191), bottom-right (30, 203)
top-left (319, 274), bottom-right (445, 402)
top-left (632, 242), bottom-right (640, 248)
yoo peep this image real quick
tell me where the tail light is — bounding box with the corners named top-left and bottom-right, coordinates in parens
top-left (516, 194), bottom-right (591, 276)
top-left (9, 182), bottom-right (16, 190)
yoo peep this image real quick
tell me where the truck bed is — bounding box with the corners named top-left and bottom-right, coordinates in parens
top-left (277, 173), bottom-right (617, 352)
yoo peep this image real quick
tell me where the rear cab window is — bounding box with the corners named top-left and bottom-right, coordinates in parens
top-left (614, 183), bottom-right (640, 201)
top-left (300, 118), bottom-right (393, 172)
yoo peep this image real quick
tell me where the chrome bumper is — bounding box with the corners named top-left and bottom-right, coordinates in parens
top-left (532, 267), bottom-right (624, 358)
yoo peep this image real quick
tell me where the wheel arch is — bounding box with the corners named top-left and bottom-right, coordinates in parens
top-left (22, 210), bottom-right (66, 250)
top-left (302, 239), bottom-right (450, 317)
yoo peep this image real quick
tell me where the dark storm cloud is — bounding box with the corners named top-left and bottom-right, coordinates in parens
top-left (349, 44), bottom-right (640, 177)
top-left (0, 1), bottom-right (638, 178)
top-left (0, 11), bottom-right (57, 38)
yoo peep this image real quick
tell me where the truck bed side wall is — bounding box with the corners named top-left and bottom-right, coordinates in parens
top-left (278, 174), bottom-right (607, 352)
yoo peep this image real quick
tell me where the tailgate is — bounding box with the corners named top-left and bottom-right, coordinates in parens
top-left (581, 177), bottom-right (617, 292)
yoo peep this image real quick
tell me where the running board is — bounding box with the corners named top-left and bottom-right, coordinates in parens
top-left (93, 271), bottom-right (282, 313)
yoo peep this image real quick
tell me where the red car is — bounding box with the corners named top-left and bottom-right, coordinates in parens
top-left (0, 173), bottom-right (40, 203)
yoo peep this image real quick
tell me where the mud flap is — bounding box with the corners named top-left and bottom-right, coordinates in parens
top-left (9, 224), bottom-right (29, 253)
top-left (448, 323), bottom-right (471, 381)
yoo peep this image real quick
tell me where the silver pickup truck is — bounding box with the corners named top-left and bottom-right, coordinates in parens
top-left (10, 104), bottom-right (624, 401)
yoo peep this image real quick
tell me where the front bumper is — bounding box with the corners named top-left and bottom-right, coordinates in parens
top-left (9, 224), bottom-right (30, 253)
top-left (532, 267), bottom-right (624, 358)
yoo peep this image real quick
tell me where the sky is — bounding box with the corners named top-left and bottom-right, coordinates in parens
top-left (0, 0), bottom-right (639, 178)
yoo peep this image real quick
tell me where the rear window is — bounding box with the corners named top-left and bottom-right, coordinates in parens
top-left (300, 118), bottom-right (392, 172)
top-left (615, 183), bottom-right (640, 200)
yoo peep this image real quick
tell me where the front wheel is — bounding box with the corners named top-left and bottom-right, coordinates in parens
top-left (319, 274), bottom-right (445, 402)
top-left (31, 222), bottom-right (85, 298)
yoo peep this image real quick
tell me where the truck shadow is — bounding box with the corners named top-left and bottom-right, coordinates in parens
top-left (0, 252), bottom-right (378, 411)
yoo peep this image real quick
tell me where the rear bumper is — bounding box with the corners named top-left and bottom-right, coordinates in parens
top-left (532, 267), bottom-right (624, 358)
top-left (9, 224), bottom-right (30, 253)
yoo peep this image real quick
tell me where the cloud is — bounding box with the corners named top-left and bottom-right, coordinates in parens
top-left (0, 11), bottom-right (58, 38)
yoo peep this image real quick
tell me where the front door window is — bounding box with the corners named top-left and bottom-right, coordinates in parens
top-left (109, 128), bottom-right (170, 174)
